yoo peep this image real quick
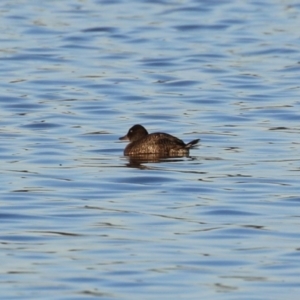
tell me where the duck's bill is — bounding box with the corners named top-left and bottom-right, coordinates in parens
top-left (119, 135), bottom-right (129, 141)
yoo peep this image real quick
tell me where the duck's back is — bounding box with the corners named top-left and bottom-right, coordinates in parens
top-left (124, 132), bottom-right (187, 155)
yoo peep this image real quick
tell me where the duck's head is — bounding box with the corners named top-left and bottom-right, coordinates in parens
top-left (119, 124), bottom-right (149, 142)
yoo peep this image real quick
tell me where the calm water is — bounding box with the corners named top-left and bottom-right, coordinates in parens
top-left (1, 0), bottom-right (300, 299)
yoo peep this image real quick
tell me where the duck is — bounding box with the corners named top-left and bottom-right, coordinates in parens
top-left (119, 124), bottom-right (200, 156)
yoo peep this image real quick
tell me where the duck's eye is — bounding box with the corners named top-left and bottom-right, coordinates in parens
top-left (130, 130), bottom-right (133, 133)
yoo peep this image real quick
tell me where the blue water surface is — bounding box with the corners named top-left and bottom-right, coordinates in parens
top-left (0, 0), bottom-right (300, 299)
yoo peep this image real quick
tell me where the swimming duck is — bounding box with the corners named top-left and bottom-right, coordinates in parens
top-left (119, 124), bottom-right (200, 156)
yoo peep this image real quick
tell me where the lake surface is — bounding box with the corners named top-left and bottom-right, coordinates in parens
top-left (1, 0), bottom-right (300, 299)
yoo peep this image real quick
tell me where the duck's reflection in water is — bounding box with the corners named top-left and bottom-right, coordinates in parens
top-left (123, 153), bottom-right (193, 168)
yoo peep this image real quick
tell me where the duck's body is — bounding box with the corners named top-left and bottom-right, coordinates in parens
top-left (119, 124), bottom-right (199, 156)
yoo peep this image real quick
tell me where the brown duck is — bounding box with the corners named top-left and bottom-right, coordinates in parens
top-left (119, 124), bottom-right (200, 156)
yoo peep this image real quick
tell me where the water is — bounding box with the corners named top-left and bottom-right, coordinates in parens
top-left (0, 0), bottom-right (300, 299)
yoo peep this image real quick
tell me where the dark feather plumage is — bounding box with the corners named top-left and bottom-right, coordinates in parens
top-left (119, 124), bottom-right (200, 156)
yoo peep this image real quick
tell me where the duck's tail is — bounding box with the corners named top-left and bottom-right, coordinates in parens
top-left (185, 139), bottom-right (200, 149)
